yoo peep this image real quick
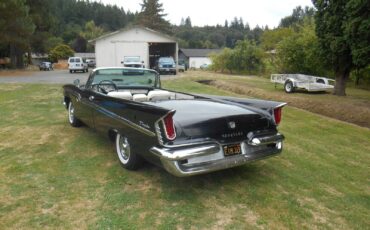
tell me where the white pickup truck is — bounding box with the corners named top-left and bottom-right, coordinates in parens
top-left (271, 74), bottom-right (335, 93)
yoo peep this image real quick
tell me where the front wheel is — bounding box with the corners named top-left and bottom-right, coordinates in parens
top-left (284, 81), bottom-right (295, 93)
top-left (68, 101), bottom-right (82, 127)
top-left (115, 133), bottom-right (142, 170)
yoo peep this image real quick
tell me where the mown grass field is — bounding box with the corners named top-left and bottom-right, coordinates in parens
top-left (0, 79), bottom-right (369, 229)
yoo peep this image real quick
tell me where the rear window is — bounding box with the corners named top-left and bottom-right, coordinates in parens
top-left (69, 57), bottom-right (83, 63)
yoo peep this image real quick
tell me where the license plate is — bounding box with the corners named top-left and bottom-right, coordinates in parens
top-left (165, 68), bottom-right (169, 71)
top-left (223, 144), bottom-right (242, 156)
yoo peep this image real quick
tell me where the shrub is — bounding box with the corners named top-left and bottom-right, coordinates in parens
top-left (48, 44), bottom-right (75, 63)
top-left (210, 40), bottom-right (264, 74)
top-left (276, 19), bottom-right (329, 76)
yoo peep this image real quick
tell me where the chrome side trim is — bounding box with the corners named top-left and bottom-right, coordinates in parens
top-left (96, 105), bottom-right (156, 137)
top-left (274, 103), bottom-right (288, 108)
top-left (150, 144), bottom-right (220, 161)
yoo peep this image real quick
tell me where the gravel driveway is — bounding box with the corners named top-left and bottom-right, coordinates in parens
top-left (0, 69), bottom-right (89, 84)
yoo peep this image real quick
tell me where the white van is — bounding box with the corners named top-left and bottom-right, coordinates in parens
top-left (68, 57), bottom-right (88, 73)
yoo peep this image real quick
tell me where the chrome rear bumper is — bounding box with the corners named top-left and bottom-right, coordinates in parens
top-left (150, 133), bottom-right (284, 177)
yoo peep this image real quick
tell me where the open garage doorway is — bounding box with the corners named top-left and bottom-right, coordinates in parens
top-left (148, 42), bottom-right (177, 69)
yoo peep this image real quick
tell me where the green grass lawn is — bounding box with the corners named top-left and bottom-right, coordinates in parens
top-left (0, 82), bottom-right (369, 229)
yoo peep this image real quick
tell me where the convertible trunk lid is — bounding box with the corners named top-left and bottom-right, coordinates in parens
top-left (147, 99), bottom-right (275, 143)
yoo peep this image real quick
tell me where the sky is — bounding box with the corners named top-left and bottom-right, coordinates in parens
top-left (98, 0), bottom-right (313, 28)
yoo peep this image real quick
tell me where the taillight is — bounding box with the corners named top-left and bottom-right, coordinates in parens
top-left (163, 113), bottom-right (176, 140)
top-left (274, 107), bottom-right (282, 125)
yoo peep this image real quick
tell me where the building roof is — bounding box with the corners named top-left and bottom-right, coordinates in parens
top-left (89, 26), bottom-right (177, 44)
top-left (74, 53), bottom-right (95, 59)
top-left (180, 48), bottom-right (222, 58)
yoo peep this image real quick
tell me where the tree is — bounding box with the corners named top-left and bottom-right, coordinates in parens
top-left (210, 48), bottom-right (234, 73)
top-left (276, 19), bottom-right (327, 76)
top-left (231, 40), bottom-right (265, 74)
top-left (44, 36), bottom-right (64, 52)
top-left (210, 40), bottom-right (264, 74)
top-left (71, 35), bottom-right (87, 52)
top-left (26, 0), bottom-right (56, 54)
top-left (136, 0), bottom-right (171, 34)
top-left (185, 16), bottom-right (192, 28)
top-left (80, 21), bottom-right (105, 41)
top-left (0, 0), bottom-right (35, 68)
top-left (313, 0), bottom-right (370, 95)
top-left (48, 44), bottom-right (74, 62)
top-left (345, 0), bottom-right (370, 87)
top-left (279, 6), bottom-right (315, 28)
top-left (260, 27), bottom-right (294, 51)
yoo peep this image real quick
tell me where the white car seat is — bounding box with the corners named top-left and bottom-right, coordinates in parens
top-left (147, 90), bottom-right (171, 101)
top-left (133, 94), bottom-right (148, 102)
top-left (107, 91), bottom-right (133, 100)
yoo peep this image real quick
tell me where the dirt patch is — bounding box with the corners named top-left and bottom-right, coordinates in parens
top-left (202, 79), bottom-right (370, 128)
top-left (0, 70), bottom-right (36, 77)
top-left (53, 60), bottom-right (68, 70)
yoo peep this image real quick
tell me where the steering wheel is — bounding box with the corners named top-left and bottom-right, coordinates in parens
top-left (97, 80), bottom-right (117, 94)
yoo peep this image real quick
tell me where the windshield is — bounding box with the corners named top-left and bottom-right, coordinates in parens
top-left (124, 56), bottom-right (140, 62)
top-left (91, 68), bottom-right (158, 88)
top-left (159, 57), bottom-right (174, 63)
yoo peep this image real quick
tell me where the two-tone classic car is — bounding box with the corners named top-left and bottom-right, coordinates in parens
top-left (63, 67), bottom-right (286, 177)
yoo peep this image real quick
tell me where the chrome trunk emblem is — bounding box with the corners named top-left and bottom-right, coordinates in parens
top-left (228, 121), bottom-right (236, 129)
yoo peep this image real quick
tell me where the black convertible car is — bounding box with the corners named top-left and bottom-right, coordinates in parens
top-left (63, 67), bottom-right (286, 177)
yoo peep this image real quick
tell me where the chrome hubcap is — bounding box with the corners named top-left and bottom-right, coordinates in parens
top-left (118, 135), bottom-right (130, 162)
top-left (68, 103), bottom-right (75, 123)
top-left (285, 84), bottom-right (291, 91)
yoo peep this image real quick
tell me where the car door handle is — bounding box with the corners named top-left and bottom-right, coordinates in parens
top-left (89, 96), bottom-right (95, 101)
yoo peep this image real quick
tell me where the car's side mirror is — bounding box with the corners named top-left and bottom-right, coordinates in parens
top-left (121, 61), bottom-right (124, 64)
top-left (73, 79), bottom-right (80, 87)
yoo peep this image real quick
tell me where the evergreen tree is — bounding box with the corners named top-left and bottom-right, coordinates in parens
top-left (26, 0), bottom-right (56, 54)
top-left (0, 0), bottom-right (35, 68)
top-left (136, 0), bottom-right (171, 34)
top-left (185, 16), bottom-right (192, 28)
top-left (180, 17), bottom-right (185, 26)
top-left (313, 0), bottom-right (370, 95)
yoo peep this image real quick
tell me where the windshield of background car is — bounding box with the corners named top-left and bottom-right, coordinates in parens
top-left (159, 58), bottom-right (174, 63)
top-left (124, 56), bottom-right (140, 62)
top-left (92, 69), bottom-right (157, 88)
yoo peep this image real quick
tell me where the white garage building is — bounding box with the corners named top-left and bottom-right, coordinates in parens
top-left (91, 26), bottom-right (178, 69)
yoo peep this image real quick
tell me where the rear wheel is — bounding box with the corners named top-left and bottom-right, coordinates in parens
top-left (68, 101), bottom-right (82, 127)
top-left (284, 81), bottom-right (295, 93)
top-left (115, 133), bottom-right (142, 170)
top-left (69, 70), bottom-right (72, 73)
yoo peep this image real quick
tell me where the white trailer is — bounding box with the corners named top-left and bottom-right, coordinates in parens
top-left (271, 74), bottom-right (335, 93)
